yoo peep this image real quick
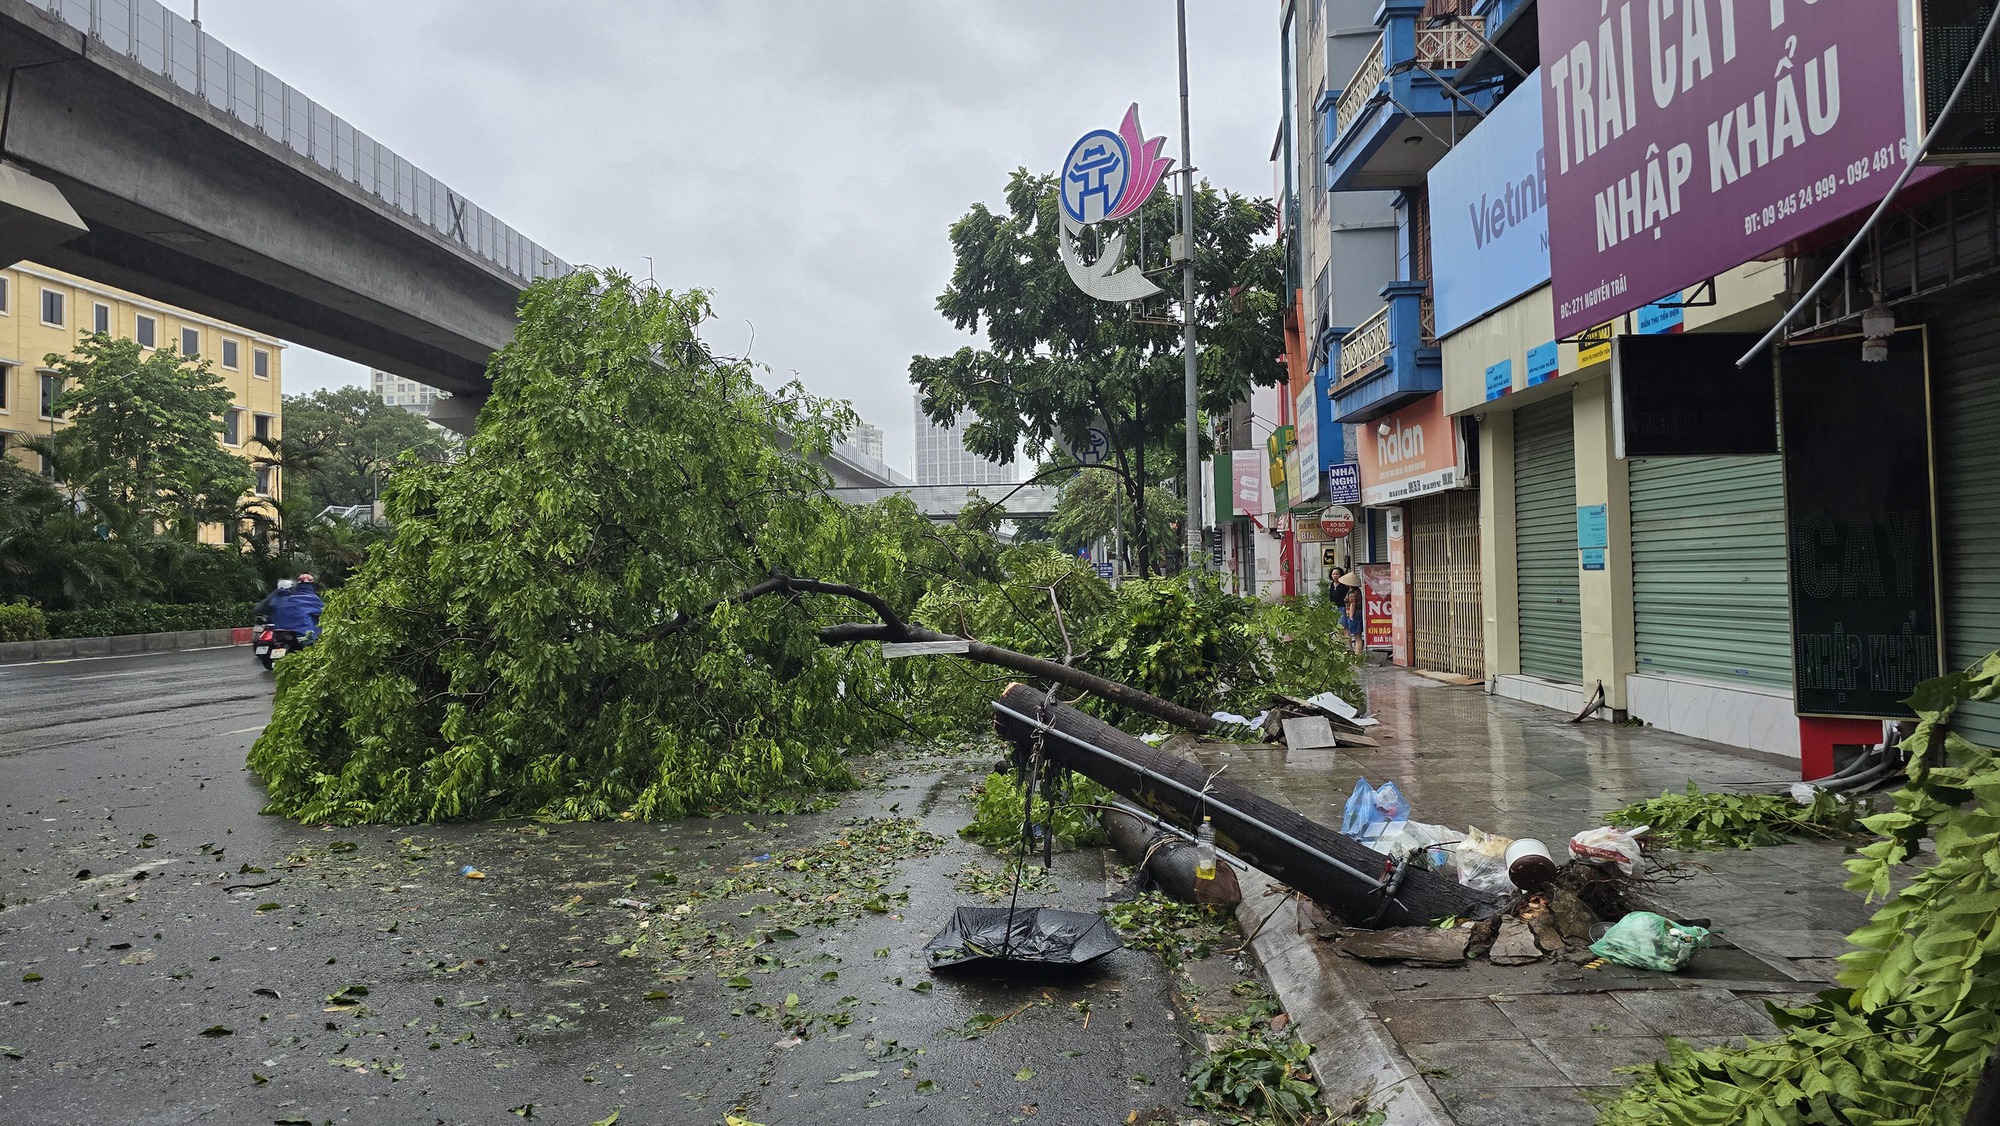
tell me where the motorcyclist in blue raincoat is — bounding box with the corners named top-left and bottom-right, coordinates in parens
top-left (270, 573), bottom-right (325, 642)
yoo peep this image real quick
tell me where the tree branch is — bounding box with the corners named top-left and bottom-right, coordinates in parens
top-left (816, 621), bottom-right (1220, 735)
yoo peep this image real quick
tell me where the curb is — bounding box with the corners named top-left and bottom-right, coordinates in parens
top-left (1234, 866), bottom-right (1453, 1126)
top-left (0, 628), bottom-right (249, 665)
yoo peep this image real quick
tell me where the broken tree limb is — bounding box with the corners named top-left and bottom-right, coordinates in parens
top-left (661, 572), bottom-right (1224, 736)
top-left (993, 683), bottom-right (1497, 928)
top-left (819, 622), bottom-right (1222, 735)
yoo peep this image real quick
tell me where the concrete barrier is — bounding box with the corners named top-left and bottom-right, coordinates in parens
top-left (0, 630), bottom-right (249, 666)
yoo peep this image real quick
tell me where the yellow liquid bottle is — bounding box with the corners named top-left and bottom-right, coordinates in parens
top-left (1194, 817), bottom-right (1217, 881)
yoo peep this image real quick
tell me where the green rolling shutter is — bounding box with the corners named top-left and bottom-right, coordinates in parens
top-left (1514, 396), bottom-right (1582, 682)
top-left (1628, 456), bottom-right (1791, 687)
top-left (1931, 296), bottom-right (2000, 745)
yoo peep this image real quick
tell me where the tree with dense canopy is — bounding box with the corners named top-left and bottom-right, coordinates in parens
top-left (249, 271), bottom-right (1360, 825)
top-left (31, 333), bottom-right (255, 540)
top-left (909, 170), bottom-right (1287, 574)
top-left (261, 385), bottom-right (454, 512)
top-left (250, 273), bottom-right (974, 822)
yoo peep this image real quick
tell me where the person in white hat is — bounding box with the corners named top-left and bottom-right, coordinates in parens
top-left (1337, 571), bottom-right (1365, 654)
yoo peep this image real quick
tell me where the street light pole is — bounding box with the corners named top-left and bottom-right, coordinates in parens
top-left (1175, 0), bottom-right (1204, 573)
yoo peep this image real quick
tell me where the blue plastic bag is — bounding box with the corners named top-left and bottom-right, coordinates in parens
top-left (1341, 778), bottom-right (1411, 836)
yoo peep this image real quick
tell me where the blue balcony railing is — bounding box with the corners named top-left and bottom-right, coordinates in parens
top-left (1325, 1), bottom-right (1492, 192)
top-left (1330, 280), bottom-right (1440, 422)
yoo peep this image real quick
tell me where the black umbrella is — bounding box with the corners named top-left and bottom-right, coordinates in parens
top-left (924, 905), bottom-right (1122, 968)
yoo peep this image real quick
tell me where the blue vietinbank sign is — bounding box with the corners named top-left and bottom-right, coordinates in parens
top-left (1427, 77), bottom-right (1551, 337)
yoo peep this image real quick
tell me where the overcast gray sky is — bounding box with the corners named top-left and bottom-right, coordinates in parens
top-left (168, 2), bottom-right (1281, 474)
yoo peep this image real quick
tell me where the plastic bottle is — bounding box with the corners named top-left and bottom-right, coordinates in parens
top-left (1194, 817), bottom-right (1217, 881)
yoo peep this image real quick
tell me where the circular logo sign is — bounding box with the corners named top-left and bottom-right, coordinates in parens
top-left (1069, 425), bottom-right (1112, 466)
top-left (1059, 129), bottom-right (1131, 226)
top-left (1319, 505), bottom-right (1355, 540)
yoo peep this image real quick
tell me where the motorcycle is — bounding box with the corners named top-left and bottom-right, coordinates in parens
top-left (251, 623), bottom-right (302, 670)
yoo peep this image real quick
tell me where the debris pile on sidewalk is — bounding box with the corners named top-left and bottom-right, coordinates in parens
top-left (1329, 774), bottom-right (1712, 973)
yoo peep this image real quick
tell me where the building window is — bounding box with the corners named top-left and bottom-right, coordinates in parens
top-left (0, 364), bottom-right (9, 411)
top-left (255, 465), bottom-right (273, 497)
top-left (93, 302), bottom-right (111, 336)
top-left (39, 371), bottom-right (60, 420)
top-left (253, 348), bottom-right (270, 379)
top-left (253, 413), bottom-right (272, 443)
top-left (222, 408), bottom-right (241, 445)
top-left (0, 276), bottom-right (9, 314)
top-left (39, 290), bottom-right (62, 327)
top-left (221, 339), bottom-right (239, 369)
top-left (180, 326), bottom-right (200, 358)
top-left (136, 315), bottom-right (156, 349)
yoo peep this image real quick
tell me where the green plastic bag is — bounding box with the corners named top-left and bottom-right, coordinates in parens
top-left (1589, 911), bottom-right (1710, 972)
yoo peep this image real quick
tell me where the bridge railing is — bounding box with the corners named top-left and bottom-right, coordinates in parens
top-left (38, 0), bottom-right (570, 287)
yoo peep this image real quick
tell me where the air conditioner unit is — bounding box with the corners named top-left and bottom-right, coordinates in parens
top-left (1917, 0), bottom-right (2000, 162)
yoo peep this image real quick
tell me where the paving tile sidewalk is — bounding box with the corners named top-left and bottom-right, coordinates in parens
top-left (1209, 669), bottom-right (1879, 1125)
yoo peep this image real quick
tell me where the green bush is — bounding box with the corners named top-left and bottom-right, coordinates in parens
top-left (46, 600), bottom-right (259, 639)
top-left (961, 770), bottom-right (1111, 849)
top-left (0, 601), bottom-right (48, 642)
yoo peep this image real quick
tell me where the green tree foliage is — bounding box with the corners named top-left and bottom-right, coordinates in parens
top-left (1044, 468), bottom-right (1180, 569)
top-left (0, 424), bottom-right (261, 611)
top-left (910, 170), bottom-right (1286, 574)
top-left (262, 386), bottom-right (454, 511)
top-left (249, 272), bottom-right (931, 824)
top-left (1596, 651), bottom-right (2000, 1125)
top-left (32, 333), bottom-right (254, 539)
top-left (912, 550), bottom-right (1362, 729)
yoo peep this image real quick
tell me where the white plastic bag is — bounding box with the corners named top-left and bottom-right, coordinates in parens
top-left (1570, 825), bottom-right (1647, 875)
top-left (1365, 819), bottom-right (1461, 877)
top-left (1454, 826), bottom-right (1515, 894)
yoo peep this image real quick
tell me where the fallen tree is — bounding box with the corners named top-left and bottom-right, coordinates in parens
top-left (247, 273), bottom-right (1258, 824)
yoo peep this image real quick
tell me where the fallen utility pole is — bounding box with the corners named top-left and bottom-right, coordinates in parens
top-left (994, 684), bottom-right (1496, 929)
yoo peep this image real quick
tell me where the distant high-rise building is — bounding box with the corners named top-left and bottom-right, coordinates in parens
top-left (912, 397), bottom-right (1014, 485)
top-left (845, 420), bottom-right (885, 462)
top-left (372, 369), bottom-right (443, 416)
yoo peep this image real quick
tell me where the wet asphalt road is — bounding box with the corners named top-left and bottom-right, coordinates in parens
top-left (0, 649), bottom-right (1196, 1125)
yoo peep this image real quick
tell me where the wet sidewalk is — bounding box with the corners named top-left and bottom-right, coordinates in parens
top-left (1204, 669), bottom-right (1877, 1126)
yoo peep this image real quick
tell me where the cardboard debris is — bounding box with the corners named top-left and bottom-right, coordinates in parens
top-left (1281, 716), bottom-right (1341, 750)
top-left (1489, 917), bottom-right (1544, 965)
top-left (1550, 887), bottom-right (1598, 947)
top-left (1335, 925), bottom-right (1469, 965)
top-left (1267, 696), bottom-right (1383, 748)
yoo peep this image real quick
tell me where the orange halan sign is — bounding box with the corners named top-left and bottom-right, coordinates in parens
top-left (1356, 393), bottom-right (1463, 506)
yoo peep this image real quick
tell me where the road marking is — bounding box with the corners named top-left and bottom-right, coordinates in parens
top-left (222, 725), bottom-right (266, 735)
top-left (72, 670), bottom-right (155, 681)
top-left (20, 859), bottom-right (179, 907)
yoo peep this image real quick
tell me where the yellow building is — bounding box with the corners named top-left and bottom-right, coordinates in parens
top-left (0, 262), bottom-right (283, 514)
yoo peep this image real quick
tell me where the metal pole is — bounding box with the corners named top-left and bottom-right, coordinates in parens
top-left (191, 0), bottom-right (203, 99)
top-left (1175, 0), bottom-right (1204, 573)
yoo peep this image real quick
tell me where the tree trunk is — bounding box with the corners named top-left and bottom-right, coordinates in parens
top-left (993, 684), bottom-right (1498, 928)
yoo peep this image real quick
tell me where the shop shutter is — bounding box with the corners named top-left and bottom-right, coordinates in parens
top-left (1411, 490), bottom-right (1484, 676)
top-left (1930, 295), bottom-right (2000, 745)
top-left (1514, 396), bottom-right (1583, 682)
top-left (1628, 456), bottom-right (1791, 687)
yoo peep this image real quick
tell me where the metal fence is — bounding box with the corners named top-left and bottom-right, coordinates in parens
top-left (36, 0), bottom-right (570, 287)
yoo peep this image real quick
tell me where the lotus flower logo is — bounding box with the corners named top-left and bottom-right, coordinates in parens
top-left (1060, 104), bottom-right (1174, 225)
top-left (1058, 103), bottom-right (1174, 303)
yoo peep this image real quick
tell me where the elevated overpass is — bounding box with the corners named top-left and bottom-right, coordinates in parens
top-left (0, 0), bottom-right (564, 427)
